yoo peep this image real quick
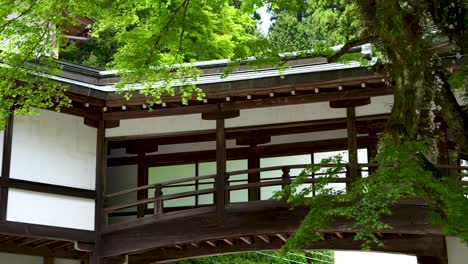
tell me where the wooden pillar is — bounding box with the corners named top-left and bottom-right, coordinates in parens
top-left (91, 119), bottom-right (106, 264)
top-left (0, 112), bottom-right (14, 221)
top-left (137, 151), bottom-right (147, 218)
top-left (330, 98), bottom-right (370, 187)
top-left (44, 256), bottom-right (54, 264)
top-left (346, 107), bottom-right (359, 184)
top-left (216, 118), bottom-right (226, 217)
top-left (202, 110), bottom-right (240, 219)
top-left (247, 148), bottom-right (260, 201)
top-left (236, 136), bottom-right (270, 201)
top-left (367, 129), bottom-right (378, 175)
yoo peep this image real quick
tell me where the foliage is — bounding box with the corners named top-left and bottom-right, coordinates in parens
top-left (275, 138), bottom-right (468, 250)
top-left (173, 251), bottom-right (334, 264)
top-left (268, 0), bottom-right (361, 52)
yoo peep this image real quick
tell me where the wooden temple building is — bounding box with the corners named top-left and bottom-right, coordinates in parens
top-left (0, 45), bottom-right (467, 264)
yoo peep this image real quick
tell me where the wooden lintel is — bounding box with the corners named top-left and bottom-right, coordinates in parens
top-left (103, 86), bottom-right (393, 120)
top-left (223, 239), bottom-right (234, 246)
top-left (329, 97), bottom-right (371, 108)
top-left (257, 235), bottom-right (270, 244)
top-left (206, 241), bottom-right (217, 248)
top-left (202, 110), bottom-right (240, 120)
top-left (236, 136), bottom-right (271, 146)
top-left (5, 178), bottom-right (96, 200)
top-left (276, 234), bottom-right (287, 243)
top-left (125, 140), bottom-right (159, 154)
top-left (0, 221), bottom-right (94, 243)
top-left (84, 118), bottom-right (120, 129)
top-left (239, 237), bottom-right (253, 245)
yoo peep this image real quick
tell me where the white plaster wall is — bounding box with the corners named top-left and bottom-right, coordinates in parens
top-left (446, 236), bottom-right (468, 264)
top-left (7, 189), bottom-right (95, 230)
top-left (0, 253), bottom-right (42, 264)
top-left (10, 109), bottom-right (97, 190)
top-left (106, 95), bottom-right (394, 138)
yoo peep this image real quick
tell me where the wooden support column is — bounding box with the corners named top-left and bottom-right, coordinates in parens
top-left (202, 110), bottom-right (240, 219)
top-left (216, 118), bottom-right (226, 217)
top-left (91, 119), bottom-right (106, 264)
top-left (136, 152), bottom-right (147, 218)
top-left (367, 129), bottom-right (378, 175)
top-left (330, 98), bottom-right (369, 186)
top-left (346, 107), bottom-right (359, 184)
top-left (247, 149), bottom-right (260, 201)
top-left (44, 256), bottom-right (54, 264)
top-left (0, 112), bottom-right (14, 221)
top-left (236, 136), bottom-right (270, 201)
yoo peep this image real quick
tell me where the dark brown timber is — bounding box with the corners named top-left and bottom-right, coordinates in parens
top-left (346, 107), bottom-right (358, 184)
top-left (216, 119), bottom-right (226, 218)
top-left (0, 113), bottom-right (14, 221)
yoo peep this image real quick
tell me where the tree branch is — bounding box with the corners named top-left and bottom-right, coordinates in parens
top-left (327, 36), bottom-right (378, 63)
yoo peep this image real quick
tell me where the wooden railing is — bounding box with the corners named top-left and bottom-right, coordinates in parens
top-left (104, 163), bottom-right (468, 224)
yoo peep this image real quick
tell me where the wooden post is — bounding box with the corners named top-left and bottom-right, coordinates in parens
top-left (216, 118), bottom-right (226, 218)
top-left (367, 129), bottom-right (378, 175)
top-left (91, 119), bottom-right (106, 264)
top-left (202, 110), bottom-right (239, 219)
top-left (154, 184), bottom-right (163, 215)
top-left (281, 167), bottom-right (290, 189)
top-left (43, 256), bottom-right (54, 264)
top-left (346, 107), bottom-right (358, 187)
top-left (247, 148), bottom-right (260, 201)
top-left (0, 112), bottom-right (14, 222)
top-left (137, 151), bottom-right (148, 218)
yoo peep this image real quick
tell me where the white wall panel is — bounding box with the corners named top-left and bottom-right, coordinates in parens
top-left (10, 109), bottom-right (97, 190)
top-left (447, 236), bottom-right (468, 264)
top-left (7, 189), bottom-right (95, 230)
top-left (0, 253), bottom-right (42, 264)
top-left (107, 96), bottom-right (393, 138)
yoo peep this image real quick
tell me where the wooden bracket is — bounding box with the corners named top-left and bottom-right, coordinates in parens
top-left (84, 118), bottom-right (120, 129)
top-left (236, 135), bottom-right (271, 146)
top-left (202, 110), bottom-right (240, 120)
top-left (329, 97), bottom-right (371, 108)
top-left (74, 241), bottom-right (95, 252)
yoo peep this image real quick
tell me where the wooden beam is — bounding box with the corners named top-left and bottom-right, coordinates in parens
top-left (190, 243), bottom-right (199, 248)
top-left (239, 237), bottom-right (252, 245)
top-left (5, 179), bottom-right (96, 199)
top-left (223, 239), bottom-right (234, 246)
top-left (257, 235), bottom-right (270, 243)
top-left (74, 242), bottom-right (95, 252)
top-left (216, 119), bottom-right (226, 218)
top-left (103, 86), bottom-right (393, 120)
top-left (236, 136), bottom-right (271, 146)
top-left (0, 241), bottom-right (87, 259)
top-left (100, 201), bottom-right (441, 258)
top-left (330, 98), bottom-right (371, 108)
top-left (130, 235), bottom-right (447, 264)
top-left (206, 241), bottom-right (217, 248)
top-left (276, 234), bottom-right (287, 243)
top-left (0, 221), bottom-right (94, 242)
top-left (202, 110), bottom-right (240, 120)
top-left (0, 112), bottom-right (14, 221)
top-left (335, 232), bottom-right (344, 239)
